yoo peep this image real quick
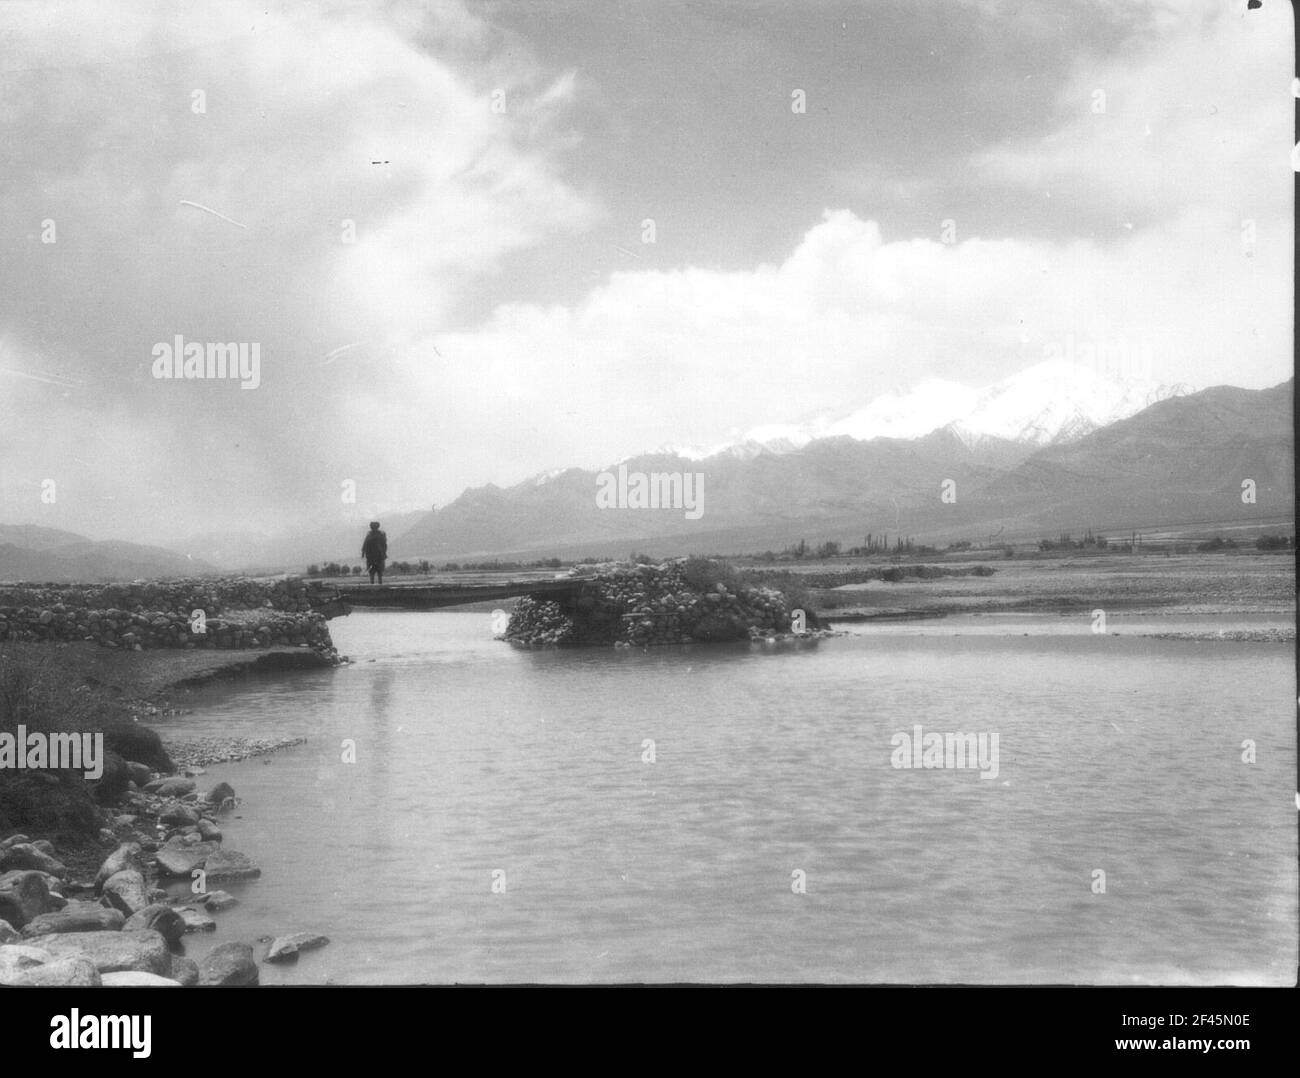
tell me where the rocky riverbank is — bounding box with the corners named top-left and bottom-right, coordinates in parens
top-left (0, 760), bottom-right (326, 986)
top-left (504, 558), bottom-right (830, 647)
top-left (0, 585), bottom-right (343, 985)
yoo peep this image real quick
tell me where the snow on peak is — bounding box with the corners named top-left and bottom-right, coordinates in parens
top-left (726, 361), bottom-right (1192, 455)
top-left (611, 362), bottom-right (1193, 469)
top-left (530, 467), bottom-right (567, 486)
top-left (946, 361), bottom-right (1190, 447)
top-left (822, 378), bottom-right (979, 442)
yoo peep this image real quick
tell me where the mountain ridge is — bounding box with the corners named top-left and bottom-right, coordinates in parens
top-left (2, 378), bottom-right (1290, 572)
top-left (394, 377), bottom-right (1292, 559)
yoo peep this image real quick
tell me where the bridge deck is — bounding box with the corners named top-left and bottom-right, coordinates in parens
top-left (336, 578), bottom-right (581, 610)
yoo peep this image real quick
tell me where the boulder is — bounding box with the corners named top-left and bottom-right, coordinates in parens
top-left (36, 929), bottom-right (171, 975)
top-left (122, 904), bottom-right (185, 947)
top-left (94, 842), bottom-right (142, 893)
top-left (0, 869), bottom-right (52, 927)
top-left (159, 801), bottom-right (200, 827)
top-left (21, 901), bottom-right (125, 937)
top-left (266, 932), bottom-right (330, 963)
top-left (153, 839), bottom-right (218, 878)
top-left (102, 869), bottom-right (149, 915)
top-left (202, 848), bottom-right (260, 881)
top-left (101, 970), bottom-right (181, 987)
top-left (152, 778), bottom-right (196, 798)
top-left (178, 906), bottom-right (217, 933)
top-left (0, 942), bottom-right (54, 982)
top-left (5, 955), bottom-right (101, 986)
top-left (203, 890), bottom-right (238, 912)
top-left (0, 918), bottom-right (18, 943)
top-left (198, 941), bottom-right (258, 985)
top-left (34, 869), bottom-right (66, 891)
top-left (170, 955), bottom-right (200, 986)
top-left (196, 819), bottom-right (222, 842)
top-left (0, 834), bottom-right (30, 849)
top-left (0, 842), bottom-right (67, 877)
top-left (124, 761), bottom-right (153, 787)
top-left (207, 781), bottom-right (236, 805)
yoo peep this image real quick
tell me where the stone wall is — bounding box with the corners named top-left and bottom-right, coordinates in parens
top-left (0, 577), bottom-right (344, 655)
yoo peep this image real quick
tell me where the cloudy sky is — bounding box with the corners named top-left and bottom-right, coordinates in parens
top-left (0, 0), bottom-right (1291, 543)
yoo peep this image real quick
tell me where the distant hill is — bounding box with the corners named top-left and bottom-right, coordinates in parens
top-left (970, 381), bottom-right (1294, 533)
top-left (394, 379), bottom-right (1293, 559)
top-left (0, 529), bottom-right (220, 583)
top-left (0, 524), bottom-right (92, 550)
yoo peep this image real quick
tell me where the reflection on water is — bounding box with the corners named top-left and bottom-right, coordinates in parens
top-left (158, 612), bottom-right (1296, 984)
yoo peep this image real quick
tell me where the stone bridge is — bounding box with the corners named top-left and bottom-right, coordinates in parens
top-left (333, 578), bottom-right (582, 612)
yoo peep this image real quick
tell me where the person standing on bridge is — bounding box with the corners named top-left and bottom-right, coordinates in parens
top-left (362, 521), bottom-right (388, 584)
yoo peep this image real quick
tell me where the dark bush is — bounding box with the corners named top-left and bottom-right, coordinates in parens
top-left (0, 645), bottom-right (116, 838)
top-left (1256, 535), bottom-right (1291, 551)
top-left (100, 721), bottom-right (173, 772)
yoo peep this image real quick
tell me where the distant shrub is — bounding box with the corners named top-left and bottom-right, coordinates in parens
top-left (1196, 537), bottom-right (1237, 552)
top-left (1038, 530), bottom-right (1107, 552)
top-left (1256, 535), bottom-right (1291, 551)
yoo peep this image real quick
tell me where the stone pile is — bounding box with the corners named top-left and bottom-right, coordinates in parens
top-left (505, 560), bottom-right (798, 648)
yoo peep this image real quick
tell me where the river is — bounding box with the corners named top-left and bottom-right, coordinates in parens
top-left (152, 610), bottom-right (1297, 984)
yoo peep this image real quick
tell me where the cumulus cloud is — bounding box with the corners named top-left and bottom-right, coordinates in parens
top-left (973, 0), bottom-right (1291, 227)
top-left (406, 190), bottom-right (1286, 488)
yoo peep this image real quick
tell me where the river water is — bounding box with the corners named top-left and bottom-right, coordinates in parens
top-left (155, 611), bottom-right (1297, 984)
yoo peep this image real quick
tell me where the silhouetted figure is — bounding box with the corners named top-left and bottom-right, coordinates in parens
top-left (362, 521), bottom-right (388, 584)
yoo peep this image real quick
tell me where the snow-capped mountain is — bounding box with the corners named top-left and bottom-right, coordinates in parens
top-left (541, 361), bottom-right (1194, 490)
top-left (724, 361), bottom-right (1192, 455)
top-left (943, 361), bottom-right (1193, 448)
top-left (394, 379), bottom-right (1293, 561)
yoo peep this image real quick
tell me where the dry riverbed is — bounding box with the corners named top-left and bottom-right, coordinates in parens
top-left (784, 552), bottom-right (1295, 622)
